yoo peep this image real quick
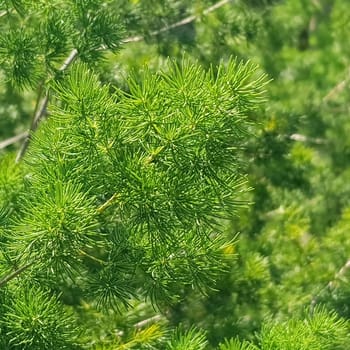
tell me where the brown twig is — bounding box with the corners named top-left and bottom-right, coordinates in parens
top-left (124, 0), bottom-right (232, 43)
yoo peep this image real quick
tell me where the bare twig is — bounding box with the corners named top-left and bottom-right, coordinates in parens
top-left (0, 262), bottom-right (34, 288)
top-left (133, 314), bottom-right (163, 329)
top-left (323, 67), bottom-right (350, 103)
top-left (16, 49), bottom-right (79, 163)
top-left (59, 48), bottom-right (79, 72)
top-left (0, 10), bottom-right (9, 18)
top-left (289, 133), bottom-right (326, 144)
top-left (15, 93), bottom-right (49, 162)
top-left (124, 0), bottom-right (232, 43)
top-left (310, 259), bottom-right (350, 313)
top-left (323, 79), bottom-right (348, 103)
top-left (0, 131), bottom-right (28, 150)
top-left (79, 249), bottom-right (107, 265)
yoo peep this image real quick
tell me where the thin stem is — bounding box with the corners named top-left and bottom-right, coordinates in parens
top-left (32, 79), bottom-right (46, 124)
top-left (0, 131), bottom-right (28, 150)
top-left (289, 133), bottom-right (326, 144)
top-left (59, 48), bottom-right (79, 72)
top-left (310, 259), bottom-right (350, 313)
top-left (97, 193), bottom-right (120, 214)
top-left (0, 262), bottom-right (34, 288)
top-left (16, 49), bottom-right (79, 163)
top-left (124, 0), bottom-right (232, 43)
top-left (323, 67), bottom-right (350, 103)
top-left (134, 314), bottom-right (163, 329)
top-left (79, 249), bottom-right (107, 265)
top-left (0, 10), bottom-right (10, 18)
top-left (15, 93), bottom-right (49, 162)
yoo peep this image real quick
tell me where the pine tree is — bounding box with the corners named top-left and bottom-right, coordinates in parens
top-left (0, 1), bottom-right (265, 348)
top-left (1, 0), bottom-right (350, 349)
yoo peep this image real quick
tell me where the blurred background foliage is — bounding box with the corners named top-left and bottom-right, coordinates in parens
top-left (1, 0), bottom-right (350, 348)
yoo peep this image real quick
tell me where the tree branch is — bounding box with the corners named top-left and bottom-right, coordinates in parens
top-left (133, 314), bottom-right (163, 329)
top-left (124, 0), bottom-right (232, 43)
top-left (0, 262), bottom-right (34, 288)
top-left (289, 133), bottom-right (326, 144)
top-left (6, 1), bottom-right (233, 155)
top-left (0, 10), bottom-right (9, 18)
top-left (323, 67), bottom-right (350, 103)
top-left (79, 249), bottom-right (107, 265)
top-left (0, 131), bottom-right (28, 150)
top-left (323, 79), bottom-right (348, 103)
top-left (310, 259), bottom-right (350, 313)
top-left (15, 49), bottom-right (79, 163)
top-left (97, 193), bottom-right (120, 214)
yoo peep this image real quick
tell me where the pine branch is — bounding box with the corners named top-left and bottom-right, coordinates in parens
top-left (0, 262), bottom-right (33, 288)
top-left (4, 0), bottom-right (233, 154)
top-left (124, 0), bottom-right (233, 43)
top-left (0, 193), bottom-right (120, 288)
top-left (15, 49), bottom-right (79, 163)
top-left (0, 193), bottom-right (118, 287)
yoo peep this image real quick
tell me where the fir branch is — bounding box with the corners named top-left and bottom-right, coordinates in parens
top-left (0, 261), bottom-right (33, 288)
top-left (0, 188), bottom-right (108, 288)
top-left (124, 0), bottom-right (233, 43)
top-left (16, 49), bottom-right (79, 163)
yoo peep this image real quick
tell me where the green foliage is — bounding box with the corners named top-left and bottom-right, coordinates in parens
top-left (1, 0), bottom-right (350, 349)
top-left (0, 0), bottom-right (124, 91)
top-left (9, 59), bottom-right (265, 309)
top-left (0, 286), bottom-right (79, 349)
top-left (167, 326), bottom-right (208, 350)
top-left (217, 308), bottom-right (350, 350)
top-left (258, 308), bottom-right (350, 350)
top-left (219, 339), bottom-right (258, 350)
top-left (0, 12), bottom-right (268, 343)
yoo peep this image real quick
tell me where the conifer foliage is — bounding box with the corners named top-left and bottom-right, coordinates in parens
top-left (0, 0), bottom-right (267, 348)
top-left (1, 0), bottom-right (350, 349)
